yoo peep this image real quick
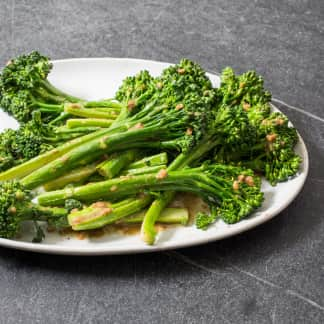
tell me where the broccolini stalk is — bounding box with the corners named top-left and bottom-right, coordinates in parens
top-left (67, 119), bottom-right (114, 129)
top-left (120, 207), bottom-right (189, 225)
top-left (122, 165), bottom-right (166, 176)
top-left (55, 126), bottom-right (101, 135)
top-left (46, 154), bottom-right (166, 190)
top-left (127, 152), bottom-right (168, 169)
top-left (64, 103), bottom-right (119, 119)
top-left (83, 100), bottom-right (123, 110)
top-left (140, 152), bottom-right (188, 244)
top-left (96, 150), bottom-right (138, 179)
top-left (68, 195), bottom-right (153, 231)
top-left (43, 163), bottom-right (98, 191)
top-left (140, 192), bottom-right (174, 244)
top-left (48, 154), bottom-right (166, 191)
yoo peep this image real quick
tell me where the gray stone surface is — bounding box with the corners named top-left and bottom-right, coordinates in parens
top-left (0, 0), bottom-right (323, 323)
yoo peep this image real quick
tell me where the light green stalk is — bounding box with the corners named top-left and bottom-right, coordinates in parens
top-left (67, 119), bottom-right (114, 129)
top-left (122, 165), bottom-right (166, 176)
top-left (84, 100), bottom-right (123, 110)
top-left (120, 207), bottom-right (189, 225)
top-left (128, 153), bottom-right (168, 169)
top-left (43, 163), bottom-right (98, 191)
top-left (97, 150), bottom-right (138, 179)
top-left (64, 103), bottom-right (119, 119)
top-left (68, 195), bottom-right (152, 230)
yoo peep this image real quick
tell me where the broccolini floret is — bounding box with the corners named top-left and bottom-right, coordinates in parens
top-left (0, 181), bottom-right (68, 239)
top-left (211, 68), bottom-right (301, 185)
top-left (0, 113), bottom-right (54, 171)
top-left (0, 52), bottom-right (80, 123)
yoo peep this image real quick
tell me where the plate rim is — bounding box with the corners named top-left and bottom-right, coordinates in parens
top-left (0, 57), bottom-right (309, 255)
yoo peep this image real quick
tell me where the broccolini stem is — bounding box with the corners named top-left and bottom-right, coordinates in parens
top-left (64, 104), bottom-right (119, 119)
top-left (33, 87), bottom-right (67, 104)
top-left (139, 151), bottom-right (185, 244)
top-left (32, 101), bottom-right (64, 112)
top-left (68, 195), bottom-right (153, 231)
top-left (55, 126), bottom-right (101, 134)
top-left (39, 79), bottom-right (82, 103)
top-left (36, 169), bottom-right (224, 207)
top-left (91, 107), bottom-right (121, 112)
top-left (43, 163), bottom-right (98, 191)
top-left (127, 153), bottom-right (168, 169)
top-left (110, 198), bottom-right (138, 209)
top-left (84, 100), bottom-right (124, 110)
top-left (121, 207), bottom-right (189, 225)
top-left (66, 119), bottom-right (114, 129)
top-left (122, 165), bottom-right (166, 176)
top-left (140, 191), bottom-right (174, 244)
top-left (0, 117), bottom-right (135, 183)
top-left (96, 150), bottom-right (138, 179)
top-left (49, 113), bottom-right (70, 125)
top-left (35, 205), bottom-right (69, 221)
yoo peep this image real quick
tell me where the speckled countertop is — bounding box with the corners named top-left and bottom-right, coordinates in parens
top-left (0, 1), bottom-right (324, 323)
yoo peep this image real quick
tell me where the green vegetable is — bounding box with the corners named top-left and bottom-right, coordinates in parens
top-left (121, 207), bottom-right (189, 225)
top-left (141, 66), bottom-right (301, 244)
top-left (64, 103), bottom-right (119, 119)
top-left (44, 163), bottom-right (98, 191)
top-left (97, 150), bottom-right (138, 179)
top-left (0, 181), bottom-right (151, 240)
top-left (0, 111), bottom-right (89, 172)
top-left (68, 195), bottom-right (153, 231)
top-left (0, 51), bottom-right (79, 123)
top-left (66, 118), bottom-right (114, 129)
top-left (19, 59), bottom-right (215, 188)
top-left (212, 68), bottom-right (301, 185)
top-left (128, 152), bottom-right (168, 169)
top-left (0, 181), bottom-right (68, 239)
top-left (140, 192), bottom-right (174, 244)
top-left (64, 199), bottom-right (83, 213)
top-left (0, 52), bottom-right (124, 124)
top-left (0, 52), bottom-right (302, 245)
top-left (122, 165), bottom-right (166, 176)
top-left (0, 127), bottom-right (113, 181)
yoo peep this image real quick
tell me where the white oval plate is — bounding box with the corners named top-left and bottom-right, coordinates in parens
top-left (0, 58), bottom-right (309, 255)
